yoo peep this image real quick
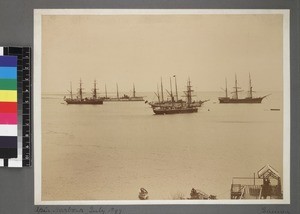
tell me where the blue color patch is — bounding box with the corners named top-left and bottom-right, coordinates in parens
top-left (0, 56), bottom-right (17, 67)
top-left (0, 67), bottom-right (17, 79)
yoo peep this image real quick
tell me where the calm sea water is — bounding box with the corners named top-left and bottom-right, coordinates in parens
top-left (41, 91), bottom-right (283, 200)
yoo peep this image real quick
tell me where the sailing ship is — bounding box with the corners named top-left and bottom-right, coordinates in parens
top-left (218, 74), bottom-right (269, 104)
top-left (152, 77), bottom-right (198, 115)
top-left (64, 79), bottom-right (104, 104)
top-left (149, 76), bottom-right (208, 108)
top-left (103, 83), bottom-right (144, 102)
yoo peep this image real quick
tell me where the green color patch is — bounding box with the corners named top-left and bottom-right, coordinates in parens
top-left (0, 79), bottom-right (17, 90)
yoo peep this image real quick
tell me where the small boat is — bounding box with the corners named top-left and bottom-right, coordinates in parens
top-left (270, 109), bottom-right (280, 111)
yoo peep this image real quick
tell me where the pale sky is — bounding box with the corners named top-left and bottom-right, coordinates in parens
top-left (41, 14), bottom-right (283, 93)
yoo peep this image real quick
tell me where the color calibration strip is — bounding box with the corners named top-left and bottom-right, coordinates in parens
top-left (0, 55), bottom-right (18, 164)
top-left (0, 46), bottom-right (31, 167)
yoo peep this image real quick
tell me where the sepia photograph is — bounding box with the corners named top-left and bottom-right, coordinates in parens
top-left (34, 9), bottom-right (290, 204)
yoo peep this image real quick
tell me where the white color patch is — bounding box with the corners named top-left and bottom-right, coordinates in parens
top-left (0, 125), bottom-right (18, 136)
top-left (8, 158), bottom-right (22, 167)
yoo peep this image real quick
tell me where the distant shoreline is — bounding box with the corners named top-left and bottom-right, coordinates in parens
top-left (42, 90), bottom-right (283, 96)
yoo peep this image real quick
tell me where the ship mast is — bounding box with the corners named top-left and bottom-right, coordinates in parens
top-left (248, 73), bottom-right (253, 98)
top-left (174, 75), bottom-right (178, 102)
top-left (185, 77), bottom-right (193, 107)
top-left (232, 74), bottom-right (243, 99)
top-left (160, 77), bottom-right (164, 102)
top-left (169, 77), bottom-right (174, 102)
top-left (79, 79), bottom-right (83, 101)
top-left (235, 74), bottom-right (238, 99)
top-left (225, 77), bottom-right (228, 98)
top-left (92, 80), bottom-right (98, 99)
top-left (155, 84), bottom-right (161, 103)
top-left (133, 83), bottom-right (136, 98)
top-left (116, 83), bottom-right (119, 100)
top-left (105, 84), bottom-right (108, 98)
top-left (232, 74), bottom-right (239, 99)
top-left (69, 81), bottom-right (73, 99)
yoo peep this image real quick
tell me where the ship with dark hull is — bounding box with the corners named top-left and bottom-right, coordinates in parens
top-left (218, 74), bottom-right (269, 104)
top-left (149, 76), bottom-right (208, 109)
top-left (153, 106), bottom-right (198, 114)
top-left (103, 84), bottom-right (144, 102)
top-left (64, 80), bottom-right (104, 105)
top-left (219, 97), bottom-right (266, 104)
top-left (151, 77), bottom-right (198, 115)
top-left (150, 99), bottom-right (208, 108)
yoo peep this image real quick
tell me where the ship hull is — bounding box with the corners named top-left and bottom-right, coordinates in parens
top-left (150, 101), bottom-right (184, 108)
top-left (153, 107), bottom-right (198, 115)
top-left (103, 97), bottom-right (144, 102)
top-left (150, 100), bottom-right (207, 108)
top-left (65, 99), bottom-right (103, 105)
top-left (218, 97), bottom-right (264, 104)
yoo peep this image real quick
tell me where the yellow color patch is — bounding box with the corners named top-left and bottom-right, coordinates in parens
top-left (0, 90), bottom-right (17, 102)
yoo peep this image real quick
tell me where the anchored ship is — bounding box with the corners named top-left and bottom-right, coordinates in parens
top-left (64, 79), bottom-right (104, 105)
top-left (103, 83), bottom-right (144, 102)
top-left (149, 76), bottom-right (208, 108)
top-left (152, 77), bottom-right (198, 115)
top-left (219, 74), bottom-right (269, 104)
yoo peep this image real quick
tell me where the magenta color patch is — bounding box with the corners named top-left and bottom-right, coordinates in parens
top-left (0, 113), bottom-right (17, 124)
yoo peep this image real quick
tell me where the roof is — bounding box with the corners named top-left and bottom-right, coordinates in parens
top-left (257, 164), bottom-right (280, 179)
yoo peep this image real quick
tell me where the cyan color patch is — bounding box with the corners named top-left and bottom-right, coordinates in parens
top-left (0, 67), bottom-right (17, 79)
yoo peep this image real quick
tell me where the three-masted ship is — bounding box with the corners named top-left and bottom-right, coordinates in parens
top-left (219, 74), bottom-right (269, 104)
top-left (64, 79), bottom-right (104, 104)
top-left (151, 77), bottom-right (198, 115)
top-left (103, 83), bottom-right (144, 102)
